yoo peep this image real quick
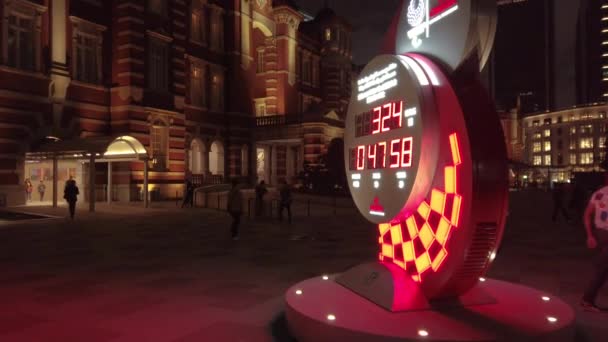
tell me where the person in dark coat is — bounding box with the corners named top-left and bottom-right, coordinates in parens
top-left (182, 179), bottom-right (195, 208)
top-left (63, 177), bottom-right (79, 219)
top-left (279, 179), bottom-right (292, 224)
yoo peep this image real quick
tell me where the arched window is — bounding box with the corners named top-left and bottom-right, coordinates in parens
top-left (150, 119), bottom-right (169, 170)
top-left (209, 140), bottom-right (224, 176)
top-left (189, 139), bottom-right (205, 174)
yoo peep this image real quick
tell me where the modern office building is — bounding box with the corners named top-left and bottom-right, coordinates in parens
top-left (576, 0), bottom-right (606, 104)
top-left (521, 104), bottom-right (608, 184)
top-left (0, 0), bottom-right (354, 206)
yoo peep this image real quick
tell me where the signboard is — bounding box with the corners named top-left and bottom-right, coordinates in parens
top-left (390, 0), bottom-right (497, 71)
top-left (344, 55), bottom-right (439, 225)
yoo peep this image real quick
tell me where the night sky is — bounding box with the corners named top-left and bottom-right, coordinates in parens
top-left (296, 0), bottom-right (401, 65)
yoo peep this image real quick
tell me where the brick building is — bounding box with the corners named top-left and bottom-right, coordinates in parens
top-left (0, 0), bottom-right (353, 206)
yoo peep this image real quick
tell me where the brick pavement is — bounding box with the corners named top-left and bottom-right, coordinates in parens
top-left (0, 191), bottom-right (606, 341)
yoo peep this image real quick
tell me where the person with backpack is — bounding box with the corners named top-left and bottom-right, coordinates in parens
top-left (63, 177), bottom-right (79, 219)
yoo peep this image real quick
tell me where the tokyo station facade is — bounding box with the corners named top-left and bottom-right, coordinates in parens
top-left (0, 0), bottom-right (354, 206)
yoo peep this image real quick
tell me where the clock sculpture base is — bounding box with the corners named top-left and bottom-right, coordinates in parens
top-left (285, 267), bottom-right (575, 342)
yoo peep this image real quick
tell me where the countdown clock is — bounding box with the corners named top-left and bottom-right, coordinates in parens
top-left (345, 52), bottom-right (506, 300)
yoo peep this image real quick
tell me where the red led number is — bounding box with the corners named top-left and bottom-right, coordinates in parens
top-left (372, 107), bottom-right (382, 135)
top-left (370, 101), bottom-right (404, 135)
top-left (401, 137), bottom-right (412, 167)
top-left (357, 145), bottom-right (365, 170)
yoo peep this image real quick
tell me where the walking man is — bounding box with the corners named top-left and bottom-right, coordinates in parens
top-left (227, 178), bottom-right (243, 240)
top-left (38, 180), bottom-right (46, 202)
top-left (63, 177), bottom-right (79, 219)
top-left (581, 175), bottom-right (608, 311)
top-left (255, 180), bottom-right (267, 216)
top-left (279, 179), bottom-right (292, 224)
top-left (182, 179), bottom-right (194, 208)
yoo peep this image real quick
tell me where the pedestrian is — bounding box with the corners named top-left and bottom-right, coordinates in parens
top-left (255, 180), bottom-right (267, 216)
top-left (552, 182), bottom-right (570, 222)
top-left (38, 180), bottom-right (46, 202)
top-left (279, 179), bottom-right (292, 224)
top-left (63, 177), bottom-right (79, 219)
top-left (227, 178), bottom-right (243, 240)
top-left (182, 179), bottom-right (194, 208)
top-left (581, 174), bottom-right (608, 312)
top-left (24, 179), bottom-right (32, 202)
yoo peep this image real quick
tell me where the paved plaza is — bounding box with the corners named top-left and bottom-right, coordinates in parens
top-left (0, 191), bottom-right (607, 341)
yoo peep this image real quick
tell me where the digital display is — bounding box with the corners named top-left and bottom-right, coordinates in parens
top-left (344, 54), bottom-right (439, 224)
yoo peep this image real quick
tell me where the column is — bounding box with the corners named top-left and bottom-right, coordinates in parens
top-left (270, 145), bottom-right (277, 186)
top-left (89, 154), bottom-right (96, 212)
top-left (52, 156), bottom-right (58, 208)
top-left (286, 146), bottom-right (294, 183)
top-left (107, 162), bottom-right (112, 204)
top-left (144, 160), bottom-right (149, 208)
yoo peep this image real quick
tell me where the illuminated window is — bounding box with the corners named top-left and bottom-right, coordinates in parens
top-left (544, 118), bottom-right (552, 125)
top-left (533, 142), bottom-right (542, 153)
top-left (543, 129), bottom-right (551, 137)
top-left (148, 37), bottom-right (169, 91)
top-left (257, 49), bottom-right (265, 73)
top-left (600, 137), bottom-right (607, 149)
top-left (570, 126), bottom-right (577, 135)
top-left (190, 62), bottom-right (206, 107)
top-left (533, 132), bottom-right (542, 140)
top-left (210, 68), bottom-right (224, 112)
top-left (533, 156), bottom-right (542, 166)
top-left (256, 103), bottom-right (266, 116)
top-left (581, 152), bottom-right (594, 165)
top-left (580, 138), bottom-right (594, 149)
top-left (544, 155), bottom-right (551, 166)
top-left (533, 120), bottom-right (540, 127)
top-left (71, 18), bottom-right (105, 84)
top-left (544, 141), bottom-right (551, 152)
top-left (580, 124), bottom-right (593, 134)
top-left (570, 154), bottom-right (577, 165)
top-left (150, 119), bottom-right (169, 170)
top-left (325, 28), bottom-right (332, 41)
top-left (601, 151), bottom-right (607, 162)
top-left (569, 140), bottom-right (576, 150)
top-left (5, 1), bottom-right (44, 71)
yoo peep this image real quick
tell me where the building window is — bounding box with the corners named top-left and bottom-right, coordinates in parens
top-left (544, 141), bottom-right (551, 152)
top-left (209, 8), bottom-right (224, 51)
top-left (570, 154), bottom-right (577, 165)
top-left (312, 59), bottom-right (320, 87)
top-left (557, 140), bottom-right (563, 150)
top-left (533, 156), bottom-right (542, 166)
top-left (325, 28), bottom-right (332, 41)
top-left (570, 140), bottom-right (576, 150)
top-left (600, 137), bottom-right (607, 149)
top-left (71, 18), bottom-right (105, 84)
top-left (210, 68), bottom-right (224, 111)
top-left (544, 155), bottom-right (551, 166)
top-left (543, 129), bottom-right (551, 137)
top-left (150, 120), bottom-right (169, 170)
top-left (558, 116), bottom-right (563, 123)
top-left (533, 142), bottom-right (542, 153)
top-left (557, 154), bottom-right (564, 165)
top-left (581, 152), bottom-right (594, 165)
top-left (256, 103), bottom-right (266, 116)
top-left (148, 38), bottom-right (169, 91)
top-left (5, 1), bottom-right (46, 72)
top-left (190, 63), bottom-right (206, 107)
top-left (257, 49), bottom-right (264, 73)
top-left (533, 132), bottom-right (542, 140)
top-left (533, 120), bottom-right (540, 127)
top-left (580, 137), bottom-right (594, 149)
top-left (556, 127), bottom-right (562, 136)
top-left (580, 124), bottom-right (593, 134)
top-left (148, 0), bottom-right (166, 16)
top-left (570, 126), bottom-right (577, 135)
top-left (543, 118), bottom-right (551, 125)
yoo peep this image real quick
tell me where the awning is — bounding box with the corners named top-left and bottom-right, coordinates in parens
top-left (27, 135), bottom-right (148, 161)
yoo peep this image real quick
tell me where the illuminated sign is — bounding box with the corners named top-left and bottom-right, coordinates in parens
top-left (389, 0), bottom-right (497, 72)
top-left (345, 55), bottom-right (439, 224)
top-left (406, 0), bottom-right (459, 48)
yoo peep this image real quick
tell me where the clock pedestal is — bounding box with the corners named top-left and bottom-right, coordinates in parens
top-left (285, 266), bottom-right (576, 342)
